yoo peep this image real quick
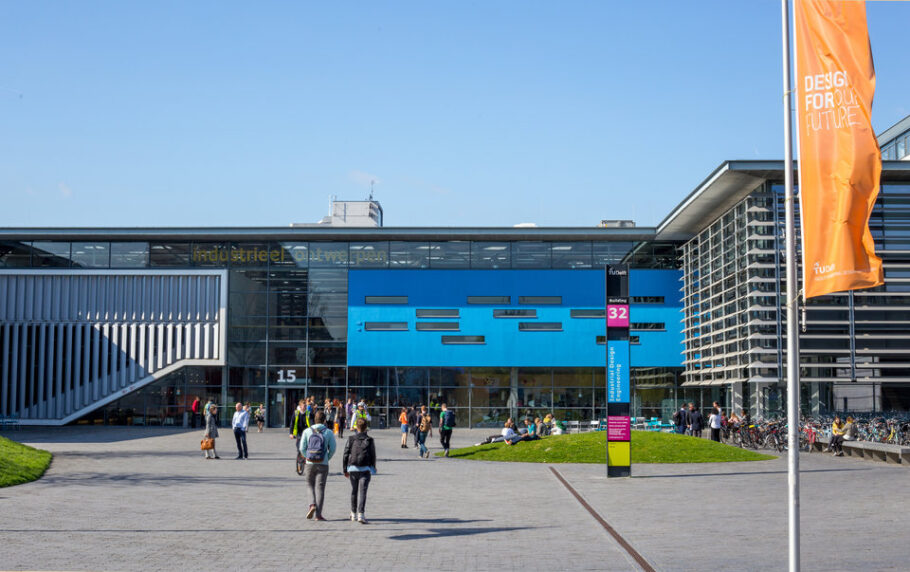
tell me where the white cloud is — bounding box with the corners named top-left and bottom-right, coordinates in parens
top-left (58, 183), bottom-right (73, 198)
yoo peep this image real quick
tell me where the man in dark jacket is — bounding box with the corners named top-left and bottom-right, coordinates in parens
top-left (407, 406), bottom-right (419, 447)
top-left (673, 404), bottom-right (687, 434)
top-left (687, 403), bottom-right (704, 438)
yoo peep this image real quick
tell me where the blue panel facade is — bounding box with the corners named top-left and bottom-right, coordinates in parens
top-left (348, 269), bottom-right (682, 368)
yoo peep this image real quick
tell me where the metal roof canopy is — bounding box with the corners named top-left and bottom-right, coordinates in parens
top-left (656, 160), bottom-right (910, 241)
top-left (0, 226), bottom-right (658, 242)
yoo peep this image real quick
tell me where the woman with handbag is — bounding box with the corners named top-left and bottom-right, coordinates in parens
top-left (203, 404), bottom-right (220, 459)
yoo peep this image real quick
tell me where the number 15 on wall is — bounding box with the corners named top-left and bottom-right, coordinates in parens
top-left (607, 305), bottom-right (629, 328)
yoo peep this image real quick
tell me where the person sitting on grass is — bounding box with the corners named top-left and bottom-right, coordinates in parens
top-left (502, 419), bottom-right (540, 445)
top-left (524, 417), bottom-right (537, 437)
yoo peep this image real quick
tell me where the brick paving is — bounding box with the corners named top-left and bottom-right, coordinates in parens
top-left (1, 426), bottom-right (908, 571)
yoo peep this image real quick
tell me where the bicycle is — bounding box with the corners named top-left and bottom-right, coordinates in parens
top-left (296, 451), bottom-right (305, 475)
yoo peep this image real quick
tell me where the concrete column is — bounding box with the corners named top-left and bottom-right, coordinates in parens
top-left (731, 382), bottom-right (744, 415)
top-left (508, 367), bottom-right (519, 420)
top-left (809, 382), bottom-right (821, 416)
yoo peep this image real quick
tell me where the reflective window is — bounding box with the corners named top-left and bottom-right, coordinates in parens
top-left (390, 241), bottom-right (429, 269)
top-left (519, 296), bottom-right (561, 305)
top-left (110, 242), bottom-right (149, 268)
top-left (512, 242), bottom-right (551, 268)
top-left (230, 242), bottom-right (272, 267)
top-left (31, 241), bottom-right (71, 267)
top-left (350, 242), bottom-right (389, 268)
top-left (429, 241), bottom-right (470, 268)
top-left (365, 296), bottom-right (408, 304)
top-left (441, 335), bottom-right (485, 344)
top-left (0, 241), bottom-right (32, 267)
top-left (571, 309), bottom-right (605, 318)
top-left (71, 242), bottom-right (110, 268)
top-left (551, 242), bottom-right (592, 269)
top-left (150, 242), bottom-right (191, 267)
top-left (309, 242), bottom-right (349, 267)
top-left (192, 242), bottom-right (228, 267)
top-left (416, 309), bottom-right (459, 318)
top-left (415, 322), bottom-right (460, 331)
top-left (631, 296), bottom-right (665, 304)
top-left (493, 309), bottom-right (536, 318)
top-left (468, 296), bottom-right (510, 304)
top-left (593, 242), bottom-right (634, 266)
top-left (518, 322), bottom-right (562, 331)
top-left (272, 242), bottom-right (309, 268)
top-left (471, 242), bottom-right (511, 269)
top-left (630, 322), bottom-right (666, 331)
top-left (364, 322), bottom-right (409, 331)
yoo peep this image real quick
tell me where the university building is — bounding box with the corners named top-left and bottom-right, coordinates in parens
top-left (2, 116), bottom-right (910, 427)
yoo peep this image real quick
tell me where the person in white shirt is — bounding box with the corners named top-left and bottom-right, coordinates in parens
top-left (708, 408), bottom-right (723, 442)
top-left (232, 402), bottom-right (250, 459)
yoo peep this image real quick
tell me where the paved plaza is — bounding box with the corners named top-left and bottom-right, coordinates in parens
top-left (1, 426), bottom-right (908, 571)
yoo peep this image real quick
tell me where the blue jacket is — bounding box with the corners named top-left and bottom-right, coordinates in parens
top-left (298, 424), bottom-right (337, 465)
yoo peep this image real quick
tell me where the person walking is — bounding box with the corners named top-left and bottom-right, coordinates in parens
top-left (232, 402), bottom-right (250, 459)
top-left (255, 403), bottom-right (265, 433)
top-left (300, 411), bottom-right (337, 521)
top-left (203, 404), bottom-right (220, 459)
top-left (399, 407), bottom-right (409, 449)
top-left (416, 405), bottom-right (432, 458)
top-left (203, 397), bottom-right (215, 426)
top-left (191, 396), bottom-right (201, 429)
top-left (343, 417), bottom-right (377, 524)
top-left (289, 399), bottom-right (307, 450)
top-left (353, 401), bottom-right (371, 430)
top-left (439, 403), bottom-right (455, 457)
top-left (335, 400), bottom-right (347, 439)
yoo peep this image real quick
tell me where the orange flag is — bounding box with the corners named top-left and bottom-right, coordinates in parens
top-left (795, 0), bottom-right (883, 299)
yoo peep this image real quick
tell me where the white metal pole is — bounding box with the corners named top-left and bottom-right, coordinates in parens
top-left (781, 1), bottom-right (800, 571)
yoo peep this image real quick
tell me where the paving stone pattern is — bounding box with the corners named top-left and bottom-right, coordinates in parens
top-left (1, 426), bottom-right (908, 571)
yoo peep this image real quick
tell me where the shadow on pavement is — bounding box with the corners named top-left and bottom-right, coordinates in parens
top-left (370, 518), bottom-right (492, 524)
top-left (633, 466), bottom-right (873, 479)
top-left (388, 526), bottom-right (531, 541)
top-left (40, 472), bottom-right (300, 487)
top-left (2, 427), bottom-right (197, 444)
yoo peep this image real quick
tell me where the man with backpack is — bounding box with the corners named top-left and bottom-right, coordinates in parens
top-left (439, 403), bottom-right (456, 457)
top-left (299, 411), bottom-right (337, 521)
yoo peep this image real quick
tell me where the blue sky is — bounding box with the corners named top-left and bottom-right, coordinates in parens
top-left (2, 1), bottom-right (908, 228)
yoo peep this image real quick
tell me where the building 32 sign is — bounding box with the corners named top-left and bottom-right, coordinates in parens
top-left (606, 265), bottom-right (631, 478)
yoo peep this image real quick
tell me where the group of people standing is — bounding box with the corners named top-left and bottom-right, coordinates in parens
top-left (674, 401), bottom-right (732, 442)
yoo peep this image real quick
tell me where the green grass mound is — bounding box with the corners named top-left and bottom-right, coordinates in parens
top-left (0, 436), bottom-right (53, 487)
top-left (439, 430), bottom-right (776, 464)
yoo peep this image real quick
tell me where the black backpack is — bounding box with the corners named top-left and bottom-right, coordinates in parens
top-left (349, 435), bottom-right (373, 466)
top-left (443, 410), bottom-right (456, 428)
top-left (672, 410), bottom-right (681, 424)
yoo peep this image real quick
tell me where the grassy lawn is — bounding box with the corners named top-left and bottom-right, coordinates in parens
top-left (440, 430), bottom-right (776, 464)
top-left (0, 436), bottom-right (53, 487)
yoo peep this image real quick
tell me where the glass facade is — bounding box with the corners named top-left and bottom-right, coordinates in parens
top-left (681, 181), bottom-right (910, 417)
top-left (0, 237), bottom-right (690, 427)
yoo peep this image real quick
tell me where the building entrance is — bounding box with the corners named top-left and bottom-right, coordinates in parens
top-left (268, 387), bottom-right (308, 428)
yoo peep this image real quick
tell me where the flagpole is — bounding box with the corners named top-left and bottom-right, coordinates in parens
top-left (781, 1), bottom-right (800, 571)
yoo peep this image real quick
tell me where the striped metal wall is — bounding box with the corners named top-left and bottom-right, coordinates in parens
top-left (0, 270), bottom-right (226, 425)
